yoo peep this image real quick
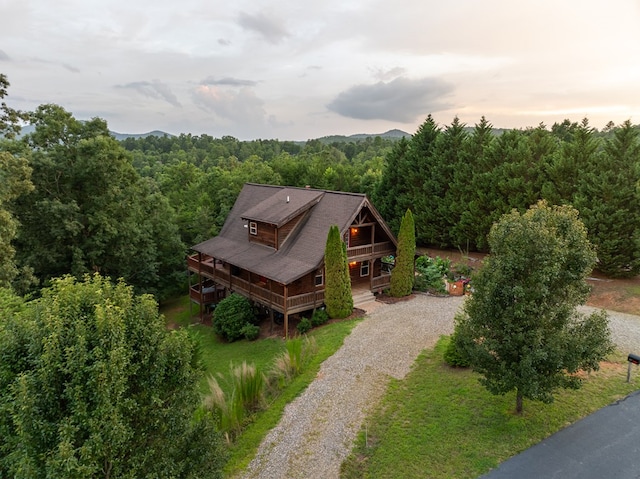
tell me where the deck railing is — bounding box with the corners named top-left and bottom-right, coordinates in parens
top-left (372, 274), bottom-right (391, 289)
top-left (190, 253), bottom-right (380, 313)
top-left (347, 241), bottom-right (395, 259)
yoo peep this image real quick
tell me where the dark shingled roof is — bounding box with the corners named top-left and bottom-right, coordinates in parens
top-left (240, 187), bottom-right (324, 227)
top-left (193, 183), bottom-right (393, 285)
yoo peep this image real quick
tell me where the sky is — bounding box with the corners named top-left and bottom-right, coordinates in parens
top-left (2, 0), bottom-right (640, 140)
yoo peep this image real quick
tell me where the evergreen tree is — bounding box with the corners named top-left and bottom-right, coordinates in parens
top-left (432, 117), bottom-right (469, 247)
top-left (407, 115), bottom-right (442, 245)
top-left (542, 118), bottom-right (599, 205)
top-left (324, 225), bottom-right (353, 318)
top-left (454, 201), bottom-right (613, 413)
top-left (573, 120), bottom-right (640, 277)
top-left (372, 137), bottom-right (410, 233)
top-left (390, 209), bottom-right (416, 297)
top-left (451, 117), bottom-right (496, 250)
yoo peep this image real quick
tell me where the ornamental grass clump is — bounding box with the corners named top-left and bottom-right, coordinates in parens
top-left (271, 336), bottom-right (318, 388)
top-left (204, 361), bottom-right (266, 441)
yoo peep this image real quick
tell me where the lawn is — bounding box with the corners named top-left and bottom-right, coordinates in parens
top-left (160, 295), bottom-right (360, 475)
top-left (341, 337), bottom-right (640, 479)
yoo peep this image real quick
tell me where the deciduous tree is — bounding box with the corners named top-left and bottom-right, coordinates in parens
top-left (454, 201), bottom-right (613, 413)
top-left (0, 274), bottom-right (226, 478)
top-left (0, 75), bottom-right (33, 288)
top-left (14, 105), bottom-right (185, 298)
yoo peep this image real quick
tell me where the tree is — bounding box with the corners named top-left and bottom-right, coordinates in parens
top-left (573, 120), bottom-right (640, 277)
top-left (372, 137), bottom-right (410, 233)
top-left (324, 225), bottom-right (353, 319)
top-left (454, 201), bottom-right (613, 414)
top-left (0, 274), bottom-right (226, 478)
top-left (13, 105), bottom-right (185, 298)
top-left (0, 74), bottom-right (27, 140)
top-left (390, 209), bottom-right (415, 297)
top-left (0, 75), bottom-right (33, 288)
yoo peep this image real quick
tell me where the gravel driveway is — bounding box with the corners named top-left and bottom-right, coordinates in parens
top-left (239, 296), bottom-right (640, 479)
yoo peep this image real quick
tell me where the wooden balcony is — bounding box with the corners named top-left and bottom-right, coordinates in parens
top-left (347, 241), bottom-right (395, 260)
top-left (189, 254), bottom-right (325, 315)
top-left (189, 253), bottom-right (387, 314)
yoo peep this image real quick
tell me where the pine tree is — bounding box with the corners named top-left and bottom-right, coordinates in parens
top-left (390, 209), bottom-right (415, 297)
top-left (324, 225), bottom-right (353, 318)
top-left (573, 120), bottom-right (640, 277)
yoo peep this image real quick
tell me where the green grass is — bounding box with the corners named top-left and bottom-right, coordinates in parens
top-left (160, 296), bottom-right (360, 476)
top-left (342, 337), bottom-right (640, 479)
top-left (626, 285), bottom-right (640, 298)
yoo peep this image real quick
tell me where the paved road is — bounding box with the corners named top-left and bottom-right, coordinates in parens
top-left (480, 305), bottom-right (640, 479)
top-left (480, 390), bottom-right (640, 479)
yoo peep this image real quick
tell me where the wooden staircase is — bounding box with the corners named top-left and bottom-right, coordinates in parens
top-left (352, 289), bottom-right (376, 308)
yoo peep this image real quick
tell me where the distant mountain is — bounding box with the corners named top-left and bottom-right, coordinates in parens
top-left (111, 130), bottom-right (174, 141)
top-left (348, 129), bottom-right (411, 140)
top-left (15, 124), bottom-right (173, 141)
top-left (314, 129), bottom-right (411, 144)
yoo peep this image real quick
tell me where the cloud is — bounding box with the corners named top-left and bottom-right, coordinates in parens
top-left (0, 50), bottom-right (9, 61)
top-left (62, 63), bottom-right (80, 73)
top-left (192, 84), bottom-right (266, 124)
top-left (218, 38), bottom-right (231, 46)
top-left (370, 67), bottom-right (406, 81)
top-left (237, 11), bottom-right (289, 44)
top-left (200, 76), bottom-right (257, 87)
top-left (327, 77), bottom-right (454, 122)
top-left (115, 80), bottom-right (181, 107)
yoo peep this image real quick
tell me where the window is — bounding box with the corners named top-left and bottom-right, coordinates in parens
top-left (315, 269), bottom-right (324, 286)
top-left (360, 260), bottom-right (370, 277)
top-left (249, 221), bottom-right (257, 235)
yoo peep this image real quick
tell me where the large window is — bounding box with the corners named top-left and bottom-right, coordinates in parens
top-left (360, 260), bottom-right (370, 277)
top-left (249, 221), bottom-right (257, 235)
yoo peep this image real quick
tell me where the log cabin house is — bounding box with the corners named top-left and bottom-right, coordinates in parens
top-left (187, 183), bottom-right (397, 336)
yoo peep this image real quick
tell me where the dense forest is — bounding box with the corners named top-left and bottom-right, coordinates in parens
top-left (1, 75), bottom-right (639, 303)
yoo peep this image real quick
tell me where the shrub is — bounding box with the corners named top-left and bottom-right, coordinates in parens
top-left (213, 293), bottom-right (257, 342)
top-left (297, 317), bottom-right (312, 334)
top-left (414, 255), bottom-right (449, 295)
top-left (443, 332), bottom-right (471, 368)
top-left (311, 308), bottom-right (329, 327)
top-left (453, 262), bottom-right (473, 278)
top-left (241, 323), bottom-right (260, 341)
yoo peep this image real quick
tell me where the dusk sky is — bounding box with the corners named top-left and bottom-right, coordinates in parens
top-left (2, 0), bottom-right (640, 140)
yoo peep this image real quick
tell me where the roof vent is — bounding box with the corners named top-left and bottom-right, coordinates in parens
top-left (286, 195), bottom-right (290, 203)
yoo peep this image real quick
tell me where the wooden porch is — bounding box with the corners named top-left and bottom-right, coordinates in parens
top-left (187, 252), bottom-right (391, 314)
top-left (188, 254), bottom-right (325, 315)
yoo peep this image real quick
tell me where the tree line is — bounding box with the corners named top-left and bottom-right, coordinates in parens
top-left (373, 115), bottom-right (640, 277)
top-left (2, 74), bottom-right (639, 304)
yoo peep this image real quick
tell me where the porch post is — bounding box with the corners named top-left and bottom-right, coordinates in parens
top-left (198, 252), bottom-right (203, 320)
top-left (284, 285), bottom-right (289, 338)
top-left (269, 280), bottom-right (274, 333)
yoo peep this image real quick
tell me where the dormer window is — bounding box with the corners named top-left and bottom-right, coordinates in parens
top-left (249, 221), bottom-right (257, 235)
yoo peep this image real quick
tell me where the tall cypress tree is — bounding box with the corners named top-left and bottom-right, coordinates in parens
top-left (324, 225), bottom-right (353, 318)
top-left (573, 120), bottom-right (640, 277)
top-left (390, 209), bottom-right (416, 297)
top-left (407, 115), bottom-right (441, 245)
top-left (372, 137), bottom-right (410, 234)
